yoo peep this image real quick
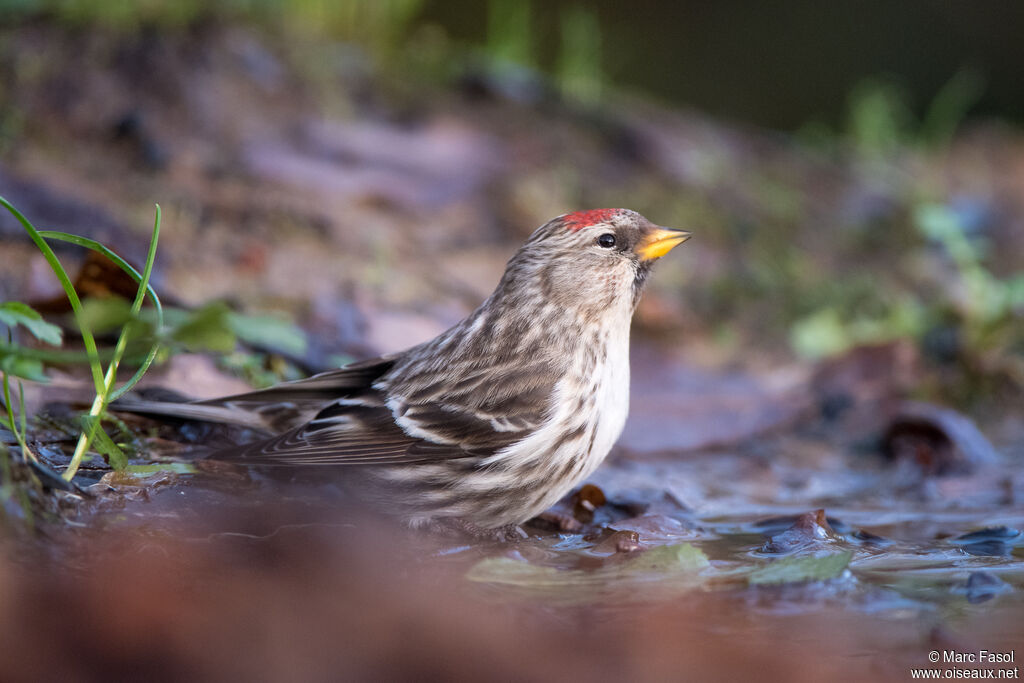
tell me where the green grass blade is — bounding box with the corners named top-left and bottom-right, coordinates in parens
top-left (110, 204), bottom-right (162, 399)
top-left (16, 379), bottom-right (26, 439)
top-left (0, 196), bottom-right (105, 394)
top-left (60, 205), bottom-right (163, 481)
top-left (1, 198), bottom-right (165, 482)
top-left (35, 230), bottom-right (164, 324)
top-left (37, 209), bottom-right (163, 400)
top-left (2, 373), bottom-right (15, 435)
top-left (1, 372), bottom-right (35, 463)
top-left (0, 341), bottom-right (121, 365)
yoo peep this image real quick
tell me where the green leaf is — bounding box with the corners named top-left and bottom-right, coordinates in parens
top-left (82, 415), bottom-right (128, 470)
top-left (0, 302), bottom-right (63, 346)
top-left (37, 216), bottom-right (165, 405)
top-left (790, 307), bottom-right (850, 359)
top-left (170, 302), bottom-right (236, 352)
top-left (78, 296), bottom-right (135, 335)
top-left (466, 543), bottom-right (710, 604)
top-left (123, 462), bottom-right (198, 476)
top-left (0, 197), bottom-right (106, 394)
top-left (0, 355), bottom-right (49, 382)
top-left (626, 542), bottom-right (710, 573)
top-left (1005, 273), bottom-right (1024, 309)
top-left (227, 311), bottom-right (308, 356)
top-left (468, 543), bottom-right (710, 588)
top-left (466, 557), bottom-right (564, 587)
top-left (748, 550), bottom-right (853, 585)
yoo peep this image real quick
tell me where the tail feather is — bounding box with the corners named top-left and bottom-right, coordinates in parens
top-left (111, 355), bottom-right (398, 432)
top-left (111, 399), bottom-right (273, 431)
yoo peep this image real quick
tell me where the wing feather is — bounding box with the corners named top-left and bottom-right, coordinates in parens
top-left (210, 354), bottom-right (559, 467)
top-left (114, 357), bottom-right (396, 431)
top-left (120, 336), bottom-right (560, 468)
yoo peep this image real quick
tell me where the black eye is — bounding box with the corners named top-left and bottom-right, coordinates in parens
top-left (597, 233), bottom-right (616, 248)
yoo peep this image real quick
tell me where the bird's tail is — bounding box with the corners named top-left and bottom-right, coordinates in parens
top-left (111, 398), bottom-right (273, 431)
top-left (112, 355), bottom-right (397, 432)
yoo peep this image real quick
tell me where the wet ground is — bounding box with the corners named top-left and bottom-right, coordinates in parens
top-left (1, 21), bottom-right (1022, 682)
top-left (4, 443), bottom-right (1021, 681)
top-left (1, 336), bottom-right (1020, 681)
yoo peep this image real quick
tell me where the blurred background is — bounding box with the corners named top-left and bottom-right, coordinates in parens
top-left (0, 2), bottom-right (1022, 680)
top-left (1, 0), bottom-right (1021, 396)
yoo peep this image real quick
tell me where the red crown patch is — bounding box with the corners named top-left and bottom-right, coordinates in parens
top-left (563, 208), bottom-right (621, 231)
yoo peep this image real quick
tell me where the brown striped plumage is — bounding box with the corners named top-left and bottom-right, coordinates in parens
top-left (118, 210), bottom-right (690, 532)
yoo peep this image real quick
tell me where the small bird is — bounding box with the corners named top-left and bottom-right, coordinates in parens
top-left (122, 209), bottom-right (690, 536)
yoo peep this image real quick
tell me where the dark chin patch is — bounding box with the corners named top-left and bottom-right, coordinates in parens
top-left (631, 261), bottom-right (652, 307)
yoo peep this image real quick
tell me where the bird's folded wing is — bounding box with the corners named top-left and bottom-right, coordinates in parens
top-left (211, 358), bottom-right (558, 466)
top-left (196, 356), bottom-right (397, 407)
top-left (114, 357), bottom-right (397, 432)
top-left (211, 410), bottom-right (458, 466)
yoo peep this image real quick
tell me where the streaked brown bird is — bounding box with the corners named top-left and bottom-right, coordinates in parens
top-left (121, 209), bottom-right (690, 536)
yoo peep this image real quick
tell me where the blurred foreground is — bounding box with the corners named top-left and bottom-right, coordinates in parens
top-left (1, 473), bottom-right (1020, 683)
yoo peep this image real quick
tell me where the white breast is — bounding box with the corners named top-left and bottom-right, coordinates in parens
top-left (586, 319), bottom-right (631, 468)
top-left (470, 315), bottom-right (631, 484)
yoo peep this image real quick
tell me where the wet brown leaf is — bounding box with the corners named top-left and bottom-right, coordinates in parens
top-left (760, 509), bottom-right (841, 554)
top-left (882, 401), bottom-right (1002, 475)
top-left (591, 529), bottom-right (642, 555)
top-left (572, 483), bottom-right (607, 522)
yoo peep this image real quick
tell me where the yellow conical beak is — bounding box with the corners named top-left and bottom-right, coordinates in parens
top-left (637, 227), bottom-right (692, 261)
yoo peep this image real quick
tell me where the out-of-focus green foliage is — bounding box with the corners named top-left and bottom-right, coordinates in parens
top-left (782, 71), bottom-right (1022, 384)
top-left (846, 78), bottom-right (915, 158)
top-left (791, 299), bottom-right (926, 360)
top-left (485, 0), bottom-right (606, 103)
top-left (75, 297), bottom-right (308, 359)
top-left (0, 302), bottom-right (63, 347)
top-left (0, 3), bottom-right (1016, 401)
top-left (556, 4), bottom-right (602, 104)
top-left (791, 198), bottom-right (1023, 364)
top-left (0, 0), bottom-right (608, 103)
top-left (0, 0), bottom-right (425, 58)
top-left (0, 195), bottom-right (310, 490)
top-left (920, 69), bottom-right (987, 149)
top-left (226, 310), bottom-right (308, 357)
top-left (486, 0), bottom-right (533, 68)
top-left (805, 69), bottom-right (986, 157)
top-left (0, 197), bottom-right (163, 482)
top-left (915, 203), bottom-right (1024, 329)
top-left (0, 302), bottom-right (63, 382)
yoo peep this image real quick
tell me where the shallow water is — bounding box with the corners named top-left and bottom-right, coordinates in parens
top-left (1, 415), bottom-right (1020, 683)
top-left (2, 339), bottom-right (1018, 680)
top-left (75, 444), bottom-right (1024, 614)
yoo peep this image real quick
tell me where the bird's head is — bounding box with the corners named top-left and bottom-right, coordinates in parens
top-left (500, 209), bottom-right (691, 317)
